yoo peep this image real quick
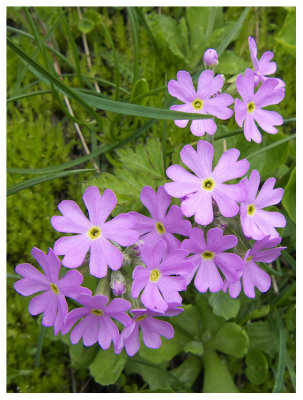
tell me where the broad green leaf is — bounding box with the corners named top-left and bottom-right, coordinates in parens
top-left (170, 354), bottom-right (202, 387)
top-left (186, 7), bottom-right (210, 66)
top-left (202, 349), bottom-right (239, 393)
top-left (241, 304), bottom-right (271, 324)
top-left (216, 50), bottom-right (249, 75)
top-left (89, 346), bottom-right (127, 386)
top-left (157, 14), bottom-right (187, 61)
top-left (208, 291), bottom-right (240, 320)
top-left (130, 78), bottom-right (149, 105)
top-left (195, 293), bottom-right (225, 341)
top-left (245, 350), bottom-right (268, 385)
top-left (171, 304), bottom-right (202, 339)
top-left (208, 322), bottom-right (249, 358)
top-left (275, 9), bottom-right (296, 57)
top-left (282, 167), bottom-right (296, 222)
top-left (125, 357), bottom-right (172, 391)
top-left (69, 342), bottom-right (99, 369)
top-left (139, 328), bottom-right (189, 364)
top-left (78, 17), bottom-right (95, 34)
top-left (244, 321), bottom-right (279, 355)
top-left (184, 340), bottom-right (204, 356)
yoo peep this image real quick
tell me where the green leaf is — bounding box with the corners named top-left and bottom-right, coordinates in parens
top-left (282, 167), bottom-right (296, 222)
top-left (208, 291), bottom-right (240, 320)
top-left (130, 78), bottom-right (149, 105)
top-left (245, 350), bottom-right (268, 385)
top-left (170, 354), bottom-right (202, 388)
top-left (241, 304), bottom-right (271, 324)
top-left (195, 293), bottom-right (225, 341)
top-left (157, 14), bottom-right (187, 61)
top-left (78, 17), bottom-right (95, 34)
top-left (208, 322), bottom-right (249, 358)
top-left (216, 50), bottom-right (249, 75)
top-left (184, 340), bottom-right (204, 356)
top-left (139, 328), bottom-right (189, 364)
top-left (244, 321), bottom-right (279, 355)
top-left (275, 9), bottom-right (296, 57)
top-left (171, 304), bottom-right (202, 339)
top-left (89, 346), bottom-right (127, 386)
top-left (202, 349), bottom-right (239, 393)
top-left (69, 342), bottom-right (99, 369)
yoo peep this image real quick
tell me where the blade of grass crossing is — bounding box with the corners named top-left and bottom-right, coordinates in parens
top-left (272, 311), bottom-right (287, 393)
top-left (127, 7), bottom-right (140, 86)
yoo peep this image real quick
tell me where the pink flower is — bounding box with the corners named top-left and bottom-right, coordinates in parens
top-left (115, 307), bottom-right (183, 356)
top-left (223, 236), bottom-right (286, 298)
top-left (181, 227), bottom-right (243, 292)
top-left (61, 294), bottom-right (131, 349)
top-left (130, 185), bottom-right (191, 254)
top-left (203, 48), bottom-right (218, 67)
top-left (51, 186), bottom-right (139, 278)
top-left (240, 169), bottom-right (286, 240)
top-left (248, 36), bottom-right (285, 89)
top-left (164, 141), bottom-right (249, 225)
top-left (131, 240), bottom-right (193, 312)
top-left (168, 70), bottom-right (234, 136)
top-left (14, 247), bottom-right (90, 335)
top-left (234, 68), bottom-right (285, 143)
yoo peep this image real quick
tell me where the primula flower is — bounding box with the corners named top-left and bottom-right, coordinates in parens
top-left (203, 48), bottom-right (218, 67)
top-left (164, 140), bottom-right (249, 225)
top-left (223, 235), bottom-right (286, 298)
top-left (129, 185), bottom-right (191, 254)
top-left (248, 36), bottom-right (285, 88)
top-left (14, 247), bottom-right (90, 335)
top-left (240, 169), bottom-right (286, 240)
top-left (181, 227), bottom-right (243, 292)
top-left (61, 293), bottom-right (131, 349)
top-left (131, 240), bottom-right (193, 312)
top-left (115, 307), bottom-right (183, 356)
top-left (168, 70), bottom-right (234, 136)
top-left (51, 186), bottom-right (139, 278)
top-left (234, 68), bottom-right (285, 143)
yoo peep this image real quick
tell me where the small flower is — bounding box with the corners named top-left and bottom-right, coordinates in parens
top-left (115, 307), bottom-right (183, 356)
top-left (164, 141), bottom-right (249, 225)
top-left (14, 247), bottom-right (91, 335)
top-left (181, 227), bottom-right (243, 293)
top-left (248, 36), bottom-right (285, 89)
top-left (168, 70), bottom-right (234, 137)
top-left (130, 186), bottom-right (191, 254)
top-left (51, 186), bottom-right (139, 278)
top-left (131, 240), bottom-right (193, 312)
top-left (223, 235), bottom-right (286, 298)
top-left (61, 293), bottom-right (131, 349)
top-left (203, 48), bottom-right (218, 67)
top-left (240, 169), bottom-right (286, 240)
top-left (110, 270), bottom-right (126, 296)
top-left (234, 68), bottom-right (285, 143)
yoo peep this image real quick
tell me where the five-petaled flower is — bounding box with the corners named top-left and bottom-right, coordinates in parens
top-left (129, 185), bottom-right (191, 254)
top-left (51, 186), bottom-right (139, 278)
top-left (14, 247), bottom-right (91, 335)
top-left (164, 141), bottom-right (249, 225)
top-left (223, 235), bottom-right (286, 298)
top-left (240, 169), bottom-right (286, 240)
top-left (168, 70), bottom-right (234, 137)
top-left (234, 68), bottom-right (285, 143)
top-left (181, 227), bottom-right (243, 292)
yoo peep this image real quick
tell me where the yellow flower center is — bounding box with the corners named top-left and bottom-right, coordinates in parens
top-left (155, 221), bottom-right (166, 235)
top-left (202, 250), bottom-right (215, 260)
top-left (247, 101), bottom-right (255, 113)
top-left (91, 309), bottom-right (104, 316)
top-left (192, 98), bottom-right (204, 111)
top-left (136, 315), bottom-right (147, 321)
top-left (247, 204), bottom-right (256, 216)
top-left (150, 269), bottom-right (161, 282)
top-left (202, 177), bottom-right (215, 191)
top-left (88, 226), bottom-right (101, 240)
top-left (50, 282), bottom-right (59, 295)
top-left (246, 256), bottom-right (253, 262)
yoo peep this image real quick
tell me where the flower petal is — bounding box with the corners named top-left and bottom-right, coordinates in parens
top-left (197, 70), bottom-right (224, 98)
top-left (258, 51), bottom-right (276, 75)
top-left (194, 260), bottom-right (223, 292)
top-left (141, 282), bottom-right (168, 312)
top-left (255, 177), bottom-right (284, 208)
top-left (234, 98), bottom-right (247, 127)
top-left (168, 71), bottom-right (196, 103)
top-left (61, 307), bottom-right (89, 335)
top-left (236, 69), bottom-right (255, 103)
top-left (54, 235), bottom-right (91, 269)
top-left (254, 79), bottom-right (285, 108)
top-left (103, 213), bottom-right (138, 246)
top-left (190, 118), bottom-right (217, 136)
top-left (165, 165), bottom-right (201, 197)
top-left (83, 187), bottom-right (117, 226)
top-left (14, 263), bottom-right (49, 296)
top-left (51, 200), bottom-right (90, 234)
top-left (212, 148), bottom-right (249, 183)
top-left (203, 94), bottom-right (234, 120)
top-left (254, 109), bottom-right (283, 134)
top-left (244, 113), bottom-right (262, 143)
top-left (206, 228), bottom-right (237, 253)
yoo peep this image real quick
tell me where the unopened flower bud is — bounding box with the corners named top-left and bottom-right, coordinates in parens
top-left (203, 48), bottom-right (218, 68)
top-left (132, 240), bottom-right (144, 257)
top-left (110, 270), bottom-right (126, 296)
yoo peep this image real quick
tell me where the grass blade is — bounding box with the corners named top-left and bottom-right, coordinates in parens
top-left (247, 134), bottom-right (296, 159)
top-left (281, 251), bottom-right (296, 270)
top-left (7, 169), bottom-right (94, 196)
top-left (272, 311), bottom-right (287, 393)
top-left (127, 7), bottom-right (140, 85)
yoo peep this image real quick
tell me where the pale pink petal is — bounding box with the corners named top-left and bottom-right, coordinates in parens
top-left (256, 178), bottom-right (284, 208)
top-left (31, 247), bottom-right (61, 283)
top-left (254, 79), bottom-right (285, 108)
top-left (61, 307), bottom-right (89, 335)
top-left (234, 98), bottom-right (247, 127)
top-left (180, 143), bottom-right (210, 178)
top-left (258, 51), bottom-right (276, 75)
top-left (168, 71), bottom-right (196, 103)
top-left (254, 109), bottom-right (283, 134)
top-left (206, 228), bottom-right (237, 253)
top-left (54, 294), bottom-right (68, 335)
top-left (53, 235), bottom-right (91, 269)
top-left (141, 282), bottom-right (168, 312)
top-left (83, 187), bottom-right (117, 226)
top-left (203, 94), bottom-right (234, 120)
top-left (236, 69), bottom-right (255, 103)
top-left (246, 169), bottom-right (260, 203)
top-left (190, 118), bottom-right (217, 136)
top-left (51, 200), bottom-right (90, 233)
top-left (131, 266), bottom-right (149, 298)
top-left (103, 213), bottom-right (138, 246)
top-left (197, 70), bottom-right (224, 98)
top-left (58, 270), bottom-right (91, 298)
top-left (212, 148), bottom-right (249, 183)
top-left (164, 205), bottom-right (191, 235)
top-left (248, 36), bottom-right (259, 71)
top-left (194, 260), bottom-right (223, 292)
top-left (214, 253), bottom-right (243, 282)
top-left (14, 263), bottom-right (49, 296)
top-left (165, 165), bottom-right (201, 197)
top-left (244, 113), bottom-right (262, 143)
top-left (196, 140), bottom-right (214, 176)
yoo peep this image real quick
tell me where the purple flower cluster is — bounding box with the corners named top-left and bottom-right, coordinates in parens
top-left (13, 36), bottom-right (287, 361)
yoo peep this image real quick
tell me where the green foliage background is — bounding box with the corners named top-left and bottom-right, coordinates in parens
top-left (7, 6), bottom-right (295, 393)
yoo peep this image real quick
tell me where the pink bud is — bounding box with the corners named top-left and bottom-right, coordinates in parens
top-left (203, 49), bottom-right (218, 67)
